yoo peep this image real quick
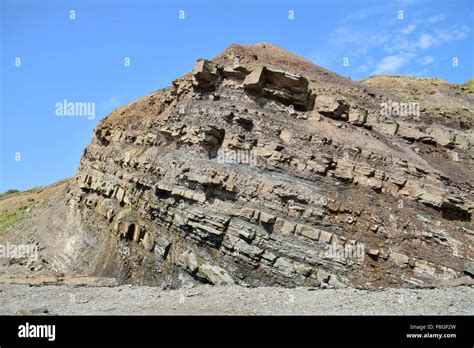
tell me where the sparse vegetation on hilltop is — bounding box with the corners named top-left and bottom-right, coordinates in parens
top-left (462, 78), bottom-right (474, 92)
top-left (0, 189), bottom-right (20, 199)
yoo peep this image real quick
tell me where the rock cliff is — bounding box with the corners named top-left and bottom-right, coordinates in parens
top-left (1, 43), bottom-right (473, 289)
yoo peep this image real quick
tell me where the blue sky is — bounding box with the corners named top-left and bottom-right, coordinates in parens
top-left (1, 0), bottom-right (473, 192)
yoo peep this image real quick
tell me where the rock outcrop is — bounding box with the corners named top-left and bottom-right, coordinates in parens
top-left (2, 43), bottom-right (473, 289)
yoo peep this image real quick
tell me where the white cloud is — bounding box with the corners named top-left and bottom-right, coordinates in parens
top-left (374, 54), bottom-right (413, 74)
top-left (419, 56), bottom-right (434, 65)
top-left (418, 33), bottom-right (435, 49)
top-left (310, 26), bottom-right (389, 67)
top-left (415, 26), bottom-right (471, 50)
top-left (310, 4), bottom-right (471, 79)
top-left (341, 3), bottom-right (395, 22)
top-left (427, 14), bottom-right (446, 23)
top-left (389, 24), bottom-right (471, 53)
top-left (401, 24), bottom-right (416, 35)
top-left (435, 25), bottom-right (470, 42)
top-left (453, 25), bottom-right (471, 39)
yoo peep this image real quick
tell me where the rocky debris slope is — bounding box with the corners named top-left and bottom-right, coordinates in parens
top-left (1, 283), bottom-right (473, 315)
top-left (1, 43), bottom-right (473, 289)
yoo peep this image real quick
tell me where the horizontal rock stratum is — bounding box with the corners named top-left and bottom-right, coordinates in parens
top-left (1, 43), bottom-right (473, 289)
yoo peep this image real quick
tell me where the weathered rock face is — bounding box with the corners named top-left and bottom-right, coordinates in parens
top-left (60, 43), bottom-right (472, 289)
top-left (243, 67), bottom-right (313, 110)
top-left (314, 95), bottom-right (350, 120)
top-left (190, 58), bottom-right (314, 110)
top-left (192, 59), bottom-right (222, 89)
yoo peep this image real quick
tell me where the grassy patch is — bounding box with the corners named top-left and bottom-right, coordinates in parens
top-left (0, 204), bottom-right (35, 235)
top-left (0, 178), bottom-right (71, 201)
top-left (342, 95), bottom-right (353, 102)
top-left (357, 100), bottom-right (369, 108)
top-left (156, 86), bottom-right (172, 93)
top-left (442, 108), bottom-right (464, 119)
top-left (401, 95), bottom-right (421, 103)
top-left (461, 78), bottom-right (474, 92)
top-left (0, 189), bottom-right (20, 199)
top-left (54, 177), bottom-right (72, 185)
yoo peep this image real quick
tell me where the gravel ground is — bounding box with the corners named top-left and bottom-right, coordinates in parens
top-left (1, 284), bottom-right (473, 315)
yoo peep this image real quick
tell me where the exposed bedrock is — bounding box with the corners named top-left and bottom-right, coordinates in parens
top-left (57, 43), bottom-right (473, 289)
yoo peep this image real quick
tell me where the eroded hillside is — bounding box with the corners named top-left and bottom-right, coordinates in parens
top-left (1, 43), bottom-right (473, 289)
